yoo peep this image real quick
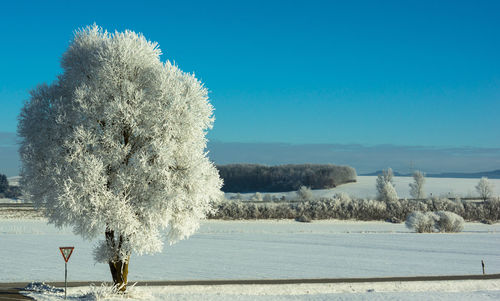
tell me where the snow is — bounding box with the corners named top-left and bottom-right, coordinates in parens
top-left (0, 198), bottom-right (24, 203)
top-left (22, 280), bottom-right (500, 300)
top-left (1, 219), bottom-right (499, 283)
top-left (227, 176), bottom-right (500, 200)
top-left (7, 176), bottom-right (21, 186)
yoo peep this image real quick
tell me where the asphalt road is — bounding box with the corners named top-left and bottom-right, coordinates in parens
top-left (2, 274), bottom-right (499, 300)
top-left (0, 283), bottom-right (33, 300)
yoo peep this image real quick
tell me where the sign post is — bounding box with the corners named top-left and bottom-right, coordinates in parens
top-left (59, 247), bottom-right (74, 299)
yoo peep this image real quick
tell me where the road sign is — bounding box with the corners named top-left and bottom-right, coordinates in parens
top-left (59, 247), bottom-right (74, 263)
top-left (59, 246), bottom-right (74, 299)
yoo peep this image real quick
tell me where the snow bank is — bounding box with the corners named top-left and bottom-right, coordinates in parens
top-left (23, 280), bottom-right (500, 301)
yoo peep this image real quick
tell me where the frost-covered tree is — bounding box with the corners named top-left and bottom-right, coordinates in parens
top-left (376, 168), bottom-right (397, 201)
top-left (250, 192), bottom-right (263, 202)
top-left (263, 193), bottom-right (273, 202)
top-left (383, 182), bottom-right (398, 202)
top-left (476, 177), bottom-right (494, 201)
top-left (296, 186), bottom-right (313, 201)
top-left (409, 170), bottom-right (425, 199)
top-left (18, 25), bottom-right (223, 291)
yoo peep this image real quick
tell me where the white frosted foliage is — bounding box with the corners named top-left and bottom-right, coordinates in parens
top-left (409, 170), bottom-right (425, 199)
top-left (476, 177), bottom-right (494, 200)
top-left (376, 168), bottom-right (398, 201)
top-left (18, 25), bottom-right (223, 263)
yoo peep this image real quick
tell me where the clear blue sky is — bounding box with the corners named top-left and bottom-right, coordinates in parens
top-left (1, 0), bottom-right (499, 147)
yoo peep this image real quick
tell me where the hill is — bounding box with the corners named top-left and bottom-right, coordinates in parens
top-left (217, 164), bottom-right (357, 193)
top-left (362, 169), bottom-right (500, 179)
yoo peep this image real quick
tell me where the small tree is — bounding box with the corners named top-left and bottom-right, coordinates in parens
top-left (476, 177), bottom-right (494, 201)
top-left (376, 168), bottom-right (398, 201)
top-left (250, 192), bottom-right (263, 202)
top-left (409, 170), bottom-right (425, 199)
top-left (18, 25), bottom-right (222, 291)
top-left (296, 186), bottom-right (313, 201)
top-left (383, 182), bottom-right (398, 202)
top-left (0, 174), bottom-right (8, 194)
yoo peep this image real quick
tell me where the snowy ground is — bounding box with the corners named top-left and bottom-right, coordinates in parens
top-left (2, 218), bottom-right (499, 299)
top-left (21, 280), bottom-right (500, 300)
top-left (4, 175), bottom-right (499, 299)
top-left (226, 176), bottom-right (500, 200)
top-left (1, 219), bottom-right (499, 283)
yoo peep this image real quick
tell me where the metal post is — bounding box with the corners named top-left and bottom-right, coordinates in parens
top-left (65, 261), bottom-right (67, 299)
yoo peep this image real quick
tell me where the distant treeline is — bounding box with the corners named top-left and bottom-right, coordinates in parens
top-left (216, 164), bottom-right (357, 193)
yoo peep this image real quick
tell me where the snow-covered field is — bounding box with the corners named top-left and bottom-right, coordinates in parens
top-left (1, 219), bottom-right (499, 282)
top-left (2, 218), bottom-right (500, 299)
top-left (3, 175), bottom-right (500, 300)
top-left (226, 176), bottom-right (500, 200)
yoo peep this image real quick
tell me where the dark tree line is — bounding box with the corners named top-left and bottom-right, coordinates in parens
top-left (0, 173), bottom-right (21, 199)
top-left (217, 164), bottom-right (357, 192)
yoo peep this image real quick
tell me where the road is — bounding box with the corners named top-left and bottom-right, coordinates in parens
top-left (2, 273), bottom-right (499, 300)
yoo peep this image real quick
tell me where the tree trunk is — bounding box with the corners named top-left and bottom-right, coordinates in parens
top-left (108, 256), bottom-right (130, 292)
top-left (105, 229), bottom-right (130, 292)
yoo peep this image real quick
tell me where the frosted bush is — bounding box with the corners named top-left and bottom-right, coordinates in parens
top-left (251, 192), bottom-right (263, 202)
top-left (405, 211), bottom-right (437, 233)
top-left (209, 196), bottom-right (495, 223)
top-left (406, 211), bottom-right (464, 233)
top-left (434, 211), bottom-right (464, 232)
top-left (230, 193), bottom-right (243, 200)
top-left (334, 192), bottom-right (351, 203)
top-left (263, 194), bottom-right (273, 202)
top-left (296, 186), bottom-right (313, 201)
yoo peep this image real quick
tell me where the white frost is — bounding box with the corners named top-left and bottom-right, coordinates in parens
top-left (18, 24), bottom-right (223, 263)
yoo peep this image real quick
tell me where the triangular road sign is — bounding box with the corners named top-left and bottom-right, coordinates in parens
top-left (59, 247), bottom-right (74, 262)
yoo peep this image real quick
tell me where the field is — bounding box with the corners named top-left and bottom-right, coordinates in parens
top-left (2, 219), bottom-right (500, 282)
top-left (2, 176), bottom-right (500, 300)
top-left (226, 176), bottom-right (500, 200)
top-left (2, 218), bottom-right (500, 299)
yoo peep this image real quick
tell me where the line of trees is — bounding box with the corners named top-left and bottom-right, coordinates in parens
top-left (217, 164), bottom-right (357, 192)
top-left (376, 168), bottom-right (495, 202)
top-left (209, 195), bottom-right (500, 223)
